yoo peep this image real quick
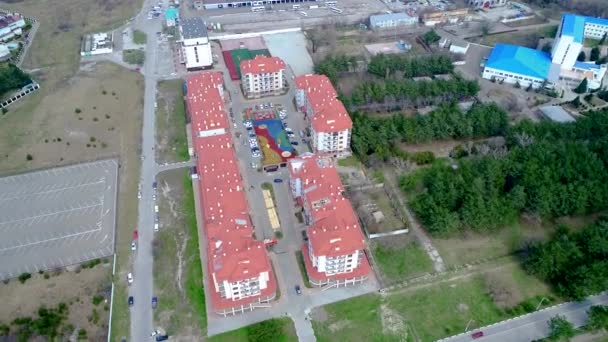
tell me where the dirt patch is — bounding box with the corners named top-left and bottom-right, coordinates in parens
top-left (380, 304), bottom-right (406, 336)
top-left (483, 269), bottom-right (523, 309)
top-left (310, 306), bottom-right (329, 322)
top-left (328, 320), bottom-right (351, 332)
top-left (156, 79), bottom-right (188, 164)
top-left (397, 140), bottom-right (461, 158)
top-left (348, 187), bottom-right (406, 234)
top-left (0, 265), bottom-right (111, 340)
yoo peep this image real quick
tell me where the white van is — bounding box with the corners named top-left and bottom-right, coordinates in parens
top-left (154, 205), bottom-right (159, 213)
top-left (292, 4), bottom-right (300, 9)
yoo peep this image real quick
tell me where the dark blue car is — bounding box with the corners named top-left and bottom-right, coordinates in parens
top-left (273, 179), bottom-right (283, 183)
top-left (152, 296), bottom-right (158, 309)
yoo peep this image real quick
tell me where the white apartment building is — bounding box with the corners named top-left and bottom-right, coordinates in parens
top-left (295, 74), bottom-right (353, 158)
top-left (240, 55), bottom-right (286, 98)
top-left (180, 17), bottom-right (213, 70)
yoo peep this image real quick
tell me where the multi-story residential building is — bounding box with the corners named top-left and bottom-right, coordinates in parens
top-left (467, 0), bottom-right (506, 9)
top-left (0, 12), bottom-right (26, 42)
top-left (295, 74), bottom-right (352, 158)
top-left (483, 14), bottom-right (608, 91)
top-left (289, 154), bottom-right (371, 287)
top-left (186, 71), bottom-right (276, 316)
top-left (240, 55), bottom-right (286, 98)
top-left (369, 13), bottom-right (417, 30)
top-left (180, 17), bottom-right (213, 70)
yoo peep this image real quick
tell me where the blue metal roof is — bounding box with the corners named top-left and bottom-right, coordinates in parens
top-left (559, 14), bottom-right (608, 43)
top-left (165, 8), bottom-right (179, 20)
top-left (370, 13), bottom-right (416, 27)
top-left (573, 61), bottom-right (601, 70)
top-left (486, 44), bottom-right (552, 79)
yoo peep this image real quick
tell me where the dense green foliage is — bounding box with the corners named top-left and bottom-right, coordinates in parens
top-left (573, 78), bottom-right (588, 93)
top-left (577, 51), bottom-right (586, 61)
top-left (9, 303), bottom-right (69, 341)
top-left (352, 102), bottom-right (508, 161)
top-left (524, 218), bottom-right (608, 300)
top-left (587, 305), bottom-right (608, 330)
top-left (314, 54), bottom-right (357, 84)
top-left (403, 110), bottom-right (608, 235)
top-left (423, 30), bottom-right (441, 45)
top-left (590, 46), bottom-right (601, 61)
top-left (342, 75), bottom-right (480, 110)
top-left (0, 63), bottom-right (32, 97)
top-left (367, 54), bottom-right (453, 79)
top-left (548, 315), bottom-right (575, 341)
top-left (246, 319), bottom-right (285, 342)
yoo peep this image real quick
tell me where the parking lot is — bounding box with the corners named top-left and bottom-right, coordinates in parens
top-left (0, 159), bottom-right (118, 279)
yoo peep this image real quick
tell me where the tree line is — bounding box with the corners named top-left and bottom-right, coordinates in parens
top-left (351, 102), bottom-right (508, 162)
top-left (401, 109), bottom-right (608, 235)
top-left (314, 54), bottom-right (358, 84)
top-left (0, 62), bottom-right (32, 97)
top-left (341, 76), bottom-right (480, 112)
top-left (367, 54), bottom-right (453, 79)
top-left (523, 216), bottom-right (608, 300)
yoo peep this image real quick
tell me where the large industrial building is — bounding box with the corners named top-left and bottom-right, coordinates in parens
top-left (186, 71), bottom-right (277, 316)
top-left (295, 74), bottom-right (352, 158)
top-left (180, 17), bottom-right (213, 70)
top-left (240, 55), bottom-right (287, 98)
top-left (289, 153), bottom-right (371, 288)
top-left (483, 14), bottom-right (608, 90)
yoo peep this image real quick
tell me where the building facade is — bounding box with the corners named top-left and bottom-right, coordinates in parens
top-left (369, 13), bottom-right (417, 30)
top-left (295, 74), bottom-right (352, 158)
top-left (467, 0), bottom-right (506, 9)
top-left (186, 71), bottom-right (276, 316)
top-left (240, 55), bottom-right (286, 98)
top-left (289, 154), bottom-right (371, 287)
top-left (180, 17), bottom-right (213, 70)
top-left (482, 43), bottom-right (555, 89)
top-left (80, 33), bottom-right (113, 56)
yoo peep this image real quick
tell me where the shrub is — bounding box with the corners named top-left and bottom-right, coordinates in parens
top-left (74, 108), bottom-right (81, 114)
top-left (77, 328), bottom-right (87, 340)
top-left (92, 295), bottom-right (104, 306)
top-left (411, 151), bottom-right (435, 165)
top-left (1, 108), bottom-right (7, 114)
top-left (26, 154), bottom-right (33, 161)
top-left (18, 273), bottom-right (31, 284)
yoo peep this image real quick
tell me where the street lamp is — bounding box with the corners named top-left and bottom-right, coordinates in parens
top-left (464, 319), bottom-right (475, 332)
top-left (536, 297), bottom-right (548, 311)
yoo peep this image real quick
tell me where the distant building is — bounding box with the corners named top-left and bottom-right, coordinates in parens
top-left (164, 8), bottom-right (179, 27)
top-left (468, 0), bottom-right (507, 9)
top-left (295, 74), bottom-right (352, 158)
top-left (369, 13), bottom-right (417, 30)
top-left (80, 33), bottom-right (113, 56)
top-left (483, 14), bottom-right (608, 91)
top-left (0, 12), bottom-right (26, 42)
top-left (180, 17), bottom-right (212, 70)
top-left (240, 55), bottom-right (286, 98)
top-left (198, 0), bottom-right (319, 10)
top-left (449, 41), bottom-right (470, 54)
top-left (0, 44), bottom-right (10, 61)
top-left (421, 8), bottom-right (470, 26)
top-left (289, 154), bottom-right (371, 288)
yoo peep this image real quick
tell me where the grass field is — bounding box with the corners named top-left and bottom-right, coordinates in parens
top-left (133, 30), bottom-right (147, 45)
top-left (337, 155), bottom-right (362, 168)
top-left (156, 79), bottom-right (189, 163)
top-left (313, 262), bottom-right (556, 341)
top-left (153, 170), bottom-right (206, 338)
top-left (371, 236), bottom-right (433, 284)
top-left (208, 318), bottom-right (298, 342)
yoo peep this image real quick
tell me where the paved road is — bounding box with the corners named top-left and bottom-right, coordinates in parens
top-left (128, 0), bottom-right (163, 340)
top-left (440, 293), bottom-right (608, 342)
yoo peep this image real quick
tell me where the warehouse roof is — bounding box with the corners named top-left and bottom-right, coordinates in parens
top-left (486, 44), bottom-right (551, 79)
top-left (559, 14), bottom-right (608, 43)
top-left (539, 106), bottom-right (576, 123)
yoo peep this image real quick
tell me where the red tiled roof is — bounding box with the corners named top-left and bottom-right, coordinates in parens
top-left (301, 244), bottom-right (371, 282)
top-left (308, 199), bottom-right (364, 257)
top-left (288, 154), bottom-right (343, 209)
top-left (240, 55), bottom-right (286, 75)
top-left (186, 72), bottom-right (277, 311)
top-left (186, 72), bottom-right (228, 134)
top-left (295, 74), bottom-right (352, 133)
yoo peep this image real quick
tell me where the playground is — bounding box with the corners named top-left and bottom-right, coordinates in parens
top-left (249, 109), bottom-right (296, 170)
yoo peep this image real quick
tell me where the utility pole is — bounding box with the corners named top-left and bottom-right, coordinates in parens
top-left (536, 297), bottom-right (548, 311)
top-left (464, 319), bottom-right (475, 332)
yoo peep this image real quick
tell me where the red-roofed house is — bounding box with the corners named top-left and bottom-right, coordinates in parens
top-left (289, 153), bottom-right (370, 287)
top-left (240, 55), bottom-right (287, 98)
top-left (186, 71), bottom-right (277, 316)
top-left (295, 74), bottom-right (352, 158)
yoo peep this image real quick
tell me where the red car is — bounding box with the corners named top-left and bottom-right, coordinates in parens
top-left (471, 331), bottom-right (484, 339)
top-left (133, 230), bottom-right (139, 240)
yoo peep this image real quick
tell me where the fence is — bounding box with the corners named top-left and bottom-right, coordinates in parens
top-left (1, 82), bottom-right (40, 109)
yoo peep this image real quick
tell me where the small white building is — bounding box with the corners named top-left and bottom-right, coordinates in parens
top-left (449, 41), bottom-right (470, 55)
top-left (180, 17), bottom-right (212, 70)
top-left (0, 12), bottom-right (26, 42)
top-left (369, 13), bottom-right (417, 30)
top-left (80, 33), bottom-right (113, 56)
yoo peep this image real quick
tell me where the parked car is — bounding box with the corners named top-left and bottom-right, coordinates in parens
top-left (301, 230), bottom-right (308, 241)
top-left (128, 296), bottom-right (134, 306)
top-left (249, 133), bottom-right (256, 138)
top-left (155, 335), bottom-right (168, 342)
top-left (246, 126), bottom-right (253, 131)
top-left (137, 191), bottom-right (141, 199)
top-left (133, 230), bottom-right (139, 240)
top-left (131, 241), bottom-right (137, 251)
top-left (154, 223), bottom-right (159, 232)
top-left (283, 122), bottom-right (288, 128)
top-left (154, 205), bottom-right (159, 213)
top-left (127, 273), bottom-right (133, 285)
top-left (153, 181), bottom-right (157, 189)
top-left (295, 285), bottom-right (302, 295)
top-left (471, 331), bottom-right (484, 339)
top-left (252, 151), bottom-right (261, 158)
top-left (273, 178), bottom-right (283, 183)
top-left (290, 141), bottom-right (299, 146)
top-left (152, 296), bottom-right (158, 309)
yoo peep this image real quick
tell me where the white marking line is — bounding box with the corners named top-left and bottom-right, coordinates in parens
top-left (0, 180), bottom-right (105, 202)
top-left (0, 203), bottom-right (102, 226)
top-left (0, 227), bottom-right (101, 252)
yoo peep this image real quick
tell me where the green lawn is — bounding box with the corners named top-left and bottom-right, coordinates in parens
top-left (156, 79), bottom-right (189, 162)
top-left (123, 49), bottom-right (145, 65)
top-left (133, 30), bottom-right (147, 45)
top-left (152, 171), bottom-right (206, 336)
top-left (209, 318), bottom-right (298, 342)
top-left (372, 239), bottom-right (433, 283)
top-left (337, 155), bottom-right (362, 168)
